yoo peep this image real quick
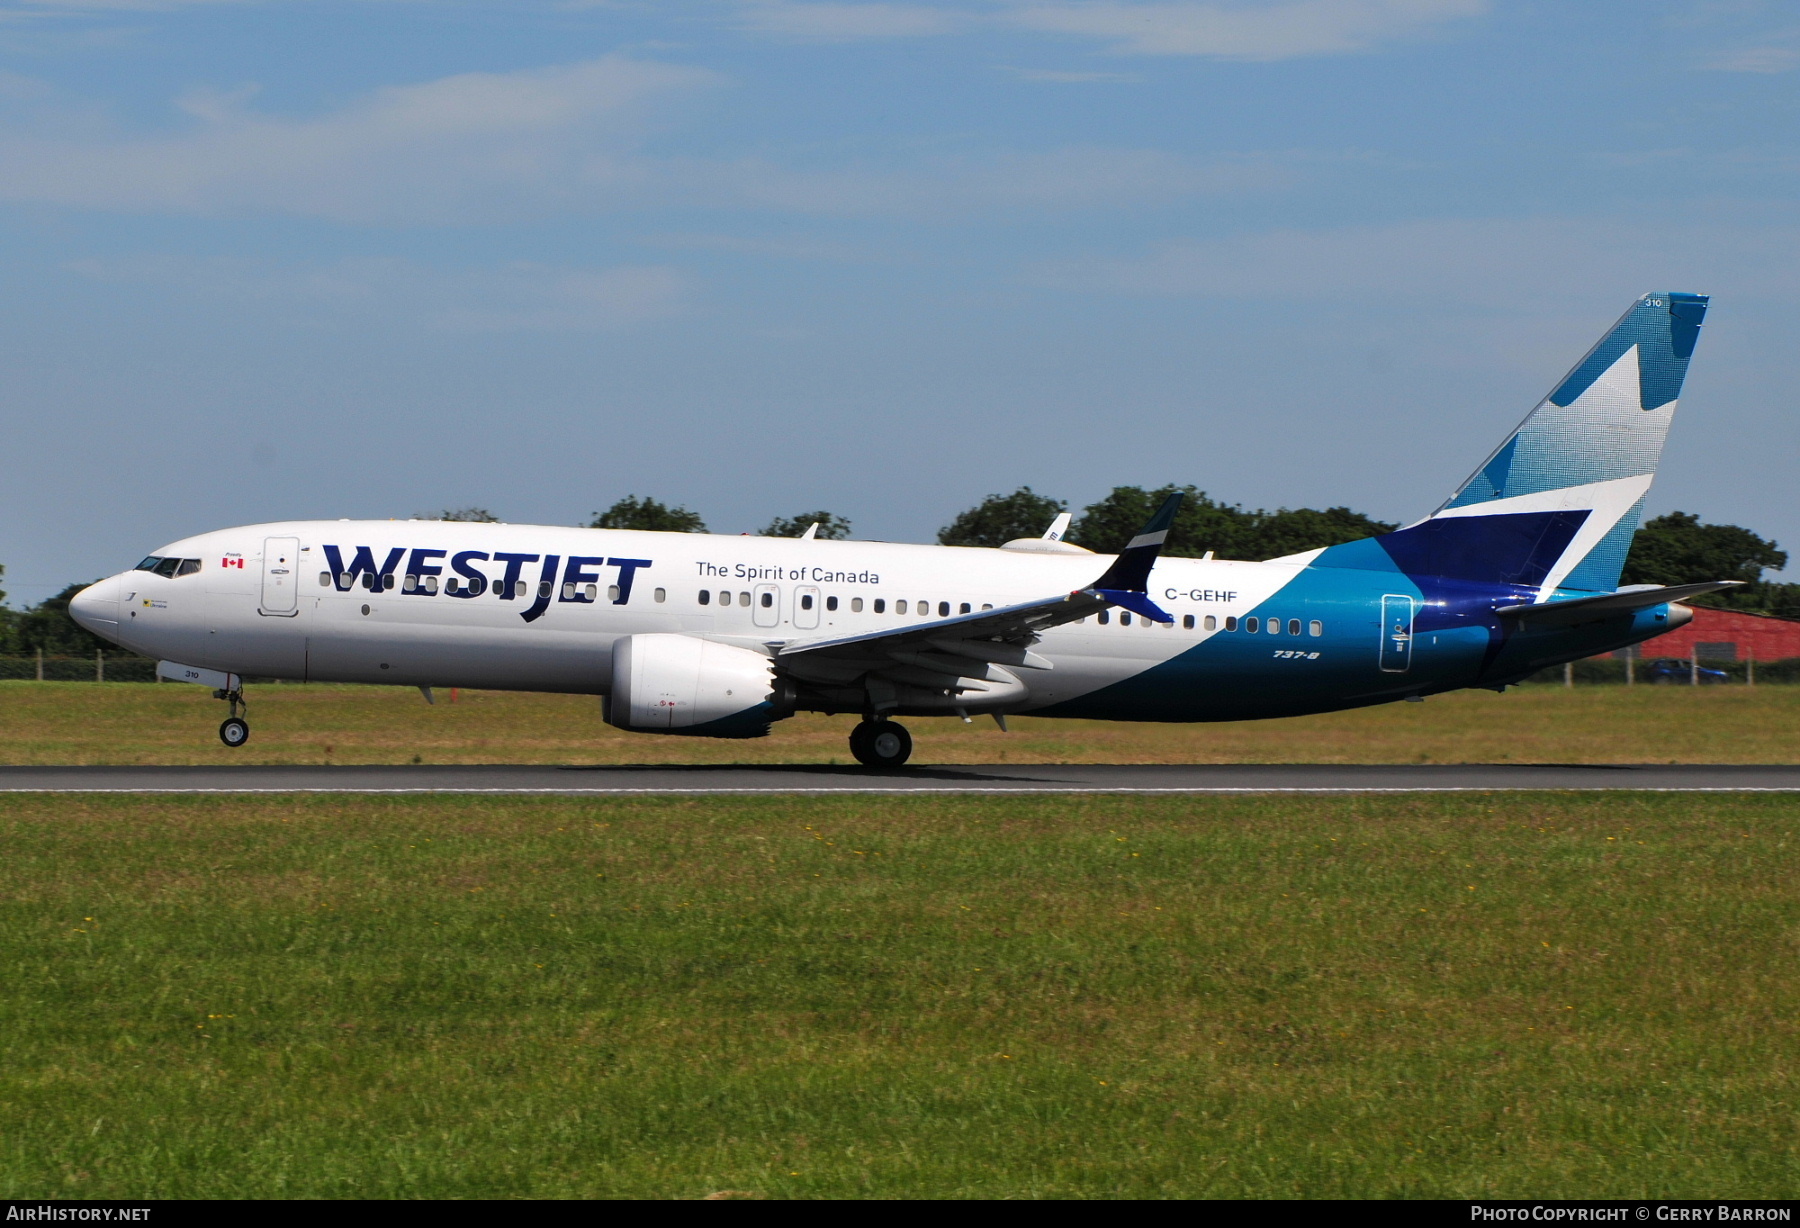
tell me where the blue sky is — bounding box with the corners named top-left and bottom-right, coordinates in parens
top-left (2, 0), bottom-right (1797, 603)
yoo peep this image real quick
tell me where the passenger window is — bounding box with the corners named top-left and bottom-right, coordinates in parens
top-left (1245, 617), bottom-right (1259, 633)
top-left (1204, 615), bottom-right (1216, 631)
top-left (538, 580), bottom-right (551, 598)
top-left (850, 597), bottom-right (862, 612)
top-left (403, 575), bottom-right (418, 592)
top-left (176, 559), bottom-right (201, 577)
top-left (918, 600), bottom-right (927, 614)
top-left (982, 604), bottom-right (992, 610)
top-left (383, 574), bottom-right (396, 591)
top-left (960, 603), bottom-right (971, 615)
top-left (1309, 620), bottom-right (1323, 637)
top-left (896, 600), bottom-right (908, 614)
top-left (699, 590), bottom-right (711, 605)
top-left (361, 573), bottom-right (375, 590)
top-left (760, 591), bottom-right (773, 608)
top-left (826, 596), bottom-right (838, 611)
top-left (654, 588), bottom-right (667, 603)
top-left (739, 592), bottom-right (751, 607)
top-left (516, 581), bottom-right (528, 598)
top-left (587, 584), bottom-right (600, 601)
top-left (1288, 619), bottom-right (1301, 636)
top-left (1269, 619), bottom-right (1282, 635)
top-left (939, 602), bottom-right (950, 617)
top-left (608, 585), bottom-right (621, 602)
top-left (1098, 610), bottom-right (1110, 625)
top-left (801, 594), bottom-right (814, 610)
top-left (447, 578), bottom-right (461, 595)
top-left (561, 582), bottom-right (575, 600)
top-left (1225, 616), bottom-right (1238, 631)
top-left (873, 599), bottom-right (885, 613)
top-left (1121, 613), bottom-right (1132, 627)
top-left (320, 572), bottom-right (332, 587)
top-left (426, 577), bottom-right (439, 594)
top-left (1183, 614), bottom-right (1195, 630)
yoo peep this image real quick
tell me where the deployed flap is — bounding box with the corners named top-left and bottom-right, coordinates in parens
top-left (1495, 580), bottom-right (1741, 626)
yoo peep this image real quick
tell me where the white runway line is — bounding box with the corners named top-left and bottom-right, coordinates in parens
top-left (5, 786), bottom-right (1800, 794)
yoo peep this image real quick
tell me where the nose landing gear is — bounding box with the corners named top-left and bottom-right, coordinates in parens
top-left (849, 719), bottom-right (912, 768)
top-left (214, 687), bottom-right (249, 748)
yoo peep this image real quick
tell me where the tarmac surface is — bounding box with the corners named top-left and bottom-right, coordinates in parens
top-left (3, 763), bottom-right (1800, 793)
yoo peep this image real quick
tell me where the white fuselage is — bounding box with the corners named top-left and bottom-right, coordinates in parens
top-left (73, 520), bottom-right (1308, 713)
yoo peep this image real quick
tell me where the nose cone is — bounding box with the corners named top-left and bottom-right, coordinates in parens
top-left (69, 575), bottom-right (121, 636)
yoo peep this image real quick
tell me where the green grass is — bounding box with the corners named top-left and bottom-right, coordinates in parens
top-left (7, 679), bottom-right (1800, 764)
top-left (3, 792), bottom-right (1797, 1198)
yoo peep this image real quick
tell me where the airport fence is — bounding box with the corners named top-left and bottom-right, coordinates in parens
top-left (0, 653), bottom-right (156, 683)
top-left (1520, 655), bottom-right (1800, 686)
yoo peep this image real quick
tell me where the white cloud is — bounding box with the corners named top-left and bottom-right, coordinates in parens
top-left (1003, 0), bottom-right (1486, 60)
top-left (723, 145), bottom-right (1289, 215)
top-left (1000, 65), bottom-right (1142, 81)
top-left (68, 254), bottom-right (690, 330)
top-left (735, 1), bottom-right (961, 41)
top-left (1704, 45), bottom-right (1799, 73)
top-left (0, 56), bottom-right (720, 223)
top-left (1035, 215), bottom-right (1800, 304)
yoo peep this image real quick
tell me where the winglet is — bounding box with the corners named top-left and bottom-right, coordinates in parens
top-left (1084, 491), bottom-right (1182, 622)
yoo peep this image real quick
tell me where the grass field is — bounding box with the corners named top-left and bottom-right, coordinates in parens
top-left (4, 680), bottom-right (1800, 764)
top-left (3, 791), bottom-right (1797, 1199)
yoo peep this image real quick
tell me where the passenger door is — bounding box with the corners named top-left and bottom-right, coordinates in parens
top-left (260, 537), bottom-right (301, 617)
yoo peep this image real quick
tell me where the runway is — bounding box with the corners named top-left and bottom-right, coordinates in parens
top-left (3, 763), bottom-right (1800, 793)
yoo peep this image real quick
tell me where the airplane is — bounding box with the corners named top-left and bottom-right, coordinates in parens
top-left (70, 292), bottom-right (1731, 768)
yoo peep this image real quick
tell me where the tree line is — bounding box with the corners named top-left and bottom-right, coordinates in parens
top-left (5, 492), bottom-right (1798, 659)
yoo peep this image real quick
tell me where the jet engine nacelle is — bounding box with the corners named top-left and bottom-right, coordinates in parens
top-left (605, 633), bottom-right (794, 738)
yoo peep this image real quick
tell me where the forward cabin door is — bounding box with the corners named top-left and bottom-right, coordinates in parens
top-left (1379, 594), bottom-right (1415, 673)
top-left (260, 536), bottom-right (301, 617)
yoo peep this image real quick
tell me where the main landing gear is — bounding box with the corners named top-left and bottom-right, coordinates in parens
top-left (215, 687), bottom-right (250, 748)
top-left (849, 719), bottom-right (912, 769)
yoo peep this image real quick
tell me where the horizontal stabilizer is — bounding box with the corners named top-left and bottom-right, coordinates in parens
top-left (1494, 581), bottom-right (1742, 627)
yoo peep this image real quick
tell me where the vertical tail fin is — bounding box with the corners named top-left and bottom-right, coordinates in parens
top-left (1347, 293), bottom-right (1708, 596)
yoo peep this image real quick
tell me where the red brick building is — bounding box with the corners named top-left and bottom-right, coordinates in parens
top-left (1622, 605), bottom-right (1800, 662)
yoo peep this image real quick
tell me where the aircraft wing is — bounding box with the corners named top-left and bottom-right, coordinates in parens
top-left (1495, 580), bottom-right (1742, 627)
top-left (774, 493), bottom-right (1183, 702)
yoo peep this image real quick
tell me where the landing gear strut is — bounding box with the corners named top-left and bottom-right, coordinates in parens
top-left (214, 687), bottom-right (249, 748)
top-left (849, 719), bottom-right (911, 768)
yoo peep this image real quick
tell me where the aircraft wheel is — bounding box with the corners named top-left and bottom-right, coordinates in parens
top-left (219, 717), bottom-right (250, 748)
top-left (850, 719), bottom-right (911, 768)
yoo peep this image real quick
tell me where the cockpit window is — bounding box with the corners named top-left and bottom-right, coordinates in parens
top-left (138, 556), bottom-right (200, 578)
